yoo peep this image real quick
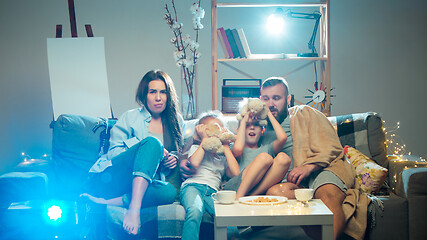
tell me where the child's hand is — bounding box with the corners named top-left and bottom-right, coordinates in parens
top-left (239, 113), bottom-right (250, 125)
top-left (195, 124), bottom-right (208, 140)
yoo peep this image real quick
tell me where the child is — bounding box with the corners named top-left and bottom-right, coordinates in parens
top-left (180, 112), bottom-right (240, 240)
top-left (222, 105), bottom-right (291, 199)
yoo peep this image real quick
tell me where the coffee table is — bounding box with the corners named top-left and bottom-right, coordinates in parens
top-left (214, 199), bottom-right (333, 240)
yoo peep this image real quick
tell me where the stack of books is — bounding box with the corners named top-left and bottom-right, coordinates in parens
top-left (217, 27), bottom-right (251, 59)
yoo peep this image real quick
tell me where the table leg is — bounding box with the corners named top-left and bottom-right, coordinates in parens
top-left (322, 224), bottom-right (333, 240)
top-left (215, 226), bottom-right (227, 240)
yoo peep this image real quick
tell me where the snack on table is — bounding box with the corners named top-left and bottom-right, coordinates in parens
top-left (248, 196), bottom-right (279, 203)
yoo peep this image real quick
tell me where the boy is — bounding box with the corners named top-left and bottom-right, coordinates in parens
top-left (180, 112), bottom-right (240, 240)
top-left (223, 105), bottom-right (291, 199)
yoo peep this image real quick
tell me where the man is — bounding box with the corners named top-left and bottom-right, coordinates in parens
top-left (259, 77), bottom-right (368, 240)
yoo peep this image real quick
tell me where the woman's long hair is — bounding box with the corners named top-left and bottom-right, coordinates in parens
top-left (135, 70), bottom-right (183, 152)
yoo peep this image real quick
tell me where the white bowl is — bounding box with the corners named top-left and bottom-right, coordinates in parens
top-left (295, 188), bottom-right (314, 202)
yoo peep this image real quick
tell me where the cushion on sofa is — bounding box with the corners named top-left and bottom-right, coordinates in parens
top-left (328, 112), bottom-right (388, 168)
top-left (51, 114), bottom-right (116, 198)
top-left (344, 146), bottom-right (388, 194)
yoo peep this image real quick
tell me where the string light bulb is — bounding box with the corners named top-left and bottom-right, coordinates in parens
top-left (382, 120), bottom-right (409, 156)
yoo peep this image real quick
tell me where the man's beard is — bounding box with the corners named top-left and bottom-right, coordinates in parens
top-left (269, 100), bottom-right (288, 124)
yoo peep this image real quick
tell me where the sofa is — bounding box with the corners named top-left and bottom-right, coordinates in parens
top-left (0, 111), bottom-right (426, 240)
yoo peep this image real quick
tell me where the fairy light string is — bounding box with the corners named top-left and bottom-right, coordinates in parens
top-left (382, 120), bottom-right (426, 162)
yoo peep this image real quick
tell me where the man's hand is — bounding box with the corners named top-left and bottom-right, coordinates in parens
top-left (179, 158), bottom-right (196, 180)
top-left (286, 164), bottom-right (318, 186)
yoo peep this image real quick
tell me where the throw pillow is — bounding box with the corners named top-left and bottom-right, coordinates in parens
top-left (344, 145), bottom-right (388, 194)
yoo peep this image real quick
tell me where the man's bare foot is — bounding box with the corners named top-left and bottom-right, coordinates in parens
top-left (123, 209), bottom-right (140, 235)
top-left (80, 193), bottom-right (108, 204)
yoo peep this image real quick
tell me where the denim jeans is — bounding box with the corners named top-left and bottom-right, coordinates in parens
top-left (87, 136), bottom-right (177, 208)
top-left (180, 183), bottom-right (216, 240)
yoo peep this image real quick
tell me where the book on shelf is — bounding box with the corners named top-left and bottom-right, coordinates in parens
top-left (231, 28), bottom-right (246, 58)
top-left (217, 27), bottom-right (233, 58)
top-left (225, 28), bottom-right (241, 58)
top-left (236, 28), bottom-right (251, 58)
top-left (217, 29), bottom-right (229, 58)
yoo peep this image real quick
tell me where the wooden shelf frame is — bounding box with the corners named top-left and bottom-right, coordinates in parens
top-left (211, 0), bottom-right (331, 115)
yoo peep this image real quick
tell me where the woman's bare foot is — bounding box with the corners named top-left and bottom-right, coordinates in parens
top-left (123, 209), bottom-right (141, 235)
top-left (80, 193), bottom-right (108, 204)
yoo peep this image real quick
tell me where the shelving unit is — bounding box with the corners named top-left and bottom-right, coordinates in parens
top-left (211, 0), bottom-right (331, 115)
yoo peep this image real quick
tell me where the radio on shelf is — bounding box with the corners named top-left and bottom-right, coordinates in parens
top-left (221, 79), bottom-right (261, 114)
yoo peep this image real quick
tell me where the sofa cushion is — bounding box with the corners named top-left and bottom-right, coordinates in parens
top-left (344, 146), bottom-right (388, 194)
top-left (328, 112), bottom-right (388, 168)
top-left (51, 114), bottom-right (116, 198)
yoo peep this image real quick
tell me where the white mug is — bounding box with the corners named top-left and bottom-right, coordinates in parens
top-left (295, 188), bottom-right (314, 202)
top-left (211, 190), bottom-right (236, 204)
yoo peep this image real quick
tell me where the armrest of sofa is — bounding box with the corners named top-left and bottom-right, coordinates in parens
top-left (402, 167), bottom-right (427, 240)
top-left (402, 167), bottom-right (427, 197)
top-left (0, 172), bottom-right (48, 204)
top-left (388, 155), bottom-right (427, 197)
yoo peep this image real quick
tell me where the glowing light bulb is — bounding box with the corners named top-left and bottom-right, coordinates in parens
top-left (266, 14), bottom-right (285, 34)
top-left (47, 205), bottom-right (62, 221)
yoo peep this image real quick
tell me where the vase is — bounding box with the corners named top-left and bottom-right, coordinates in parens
top-left (181, 67), bottom-right (198, 120)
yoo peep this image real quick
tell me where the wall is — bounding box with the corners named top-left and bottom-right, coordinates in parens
top-left (0, 0), bottom-right (426, 173)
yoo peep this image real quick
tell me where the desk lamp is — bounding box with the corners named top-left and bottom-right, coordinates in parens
top-left (268, 8), bottom-right (322, 57)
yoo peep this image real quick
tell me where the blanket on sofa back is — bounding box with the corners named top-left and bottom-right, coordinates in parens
top-left (290, 105), bottom-right (370, 240)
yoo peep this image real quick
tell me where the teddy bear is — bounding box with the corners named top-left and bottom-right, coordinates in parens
top-left (236, 98), bottom-right (269, 126)
top-left (197, 122), bottom-right (236, 154)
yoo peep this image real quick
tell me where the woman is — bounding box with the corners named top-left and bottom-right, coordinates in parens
top-left (82, 70), bottom-right (184, 235)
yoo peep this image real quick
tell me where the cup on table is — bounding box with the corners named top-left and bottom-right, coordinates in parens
top-left (211, 190), bottom-right (236, 204)
top-left (295, 188), bottom-right (314, 202)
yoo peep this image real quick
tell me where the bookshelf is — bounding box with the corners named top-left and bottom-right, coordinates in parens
top-left (211, 0), bottom-right (331, 116)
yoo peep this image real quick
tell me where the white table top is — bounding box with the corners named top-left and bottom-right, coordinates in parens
top-left (215, 199), bottom-right (333, 227)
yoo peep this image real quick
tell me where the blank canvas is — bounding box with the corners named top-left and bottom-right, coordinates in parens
top-left (47, 37), bottom-right (111, 119)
